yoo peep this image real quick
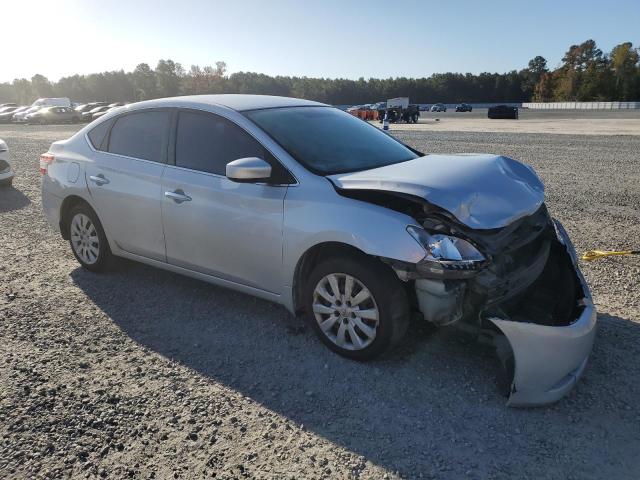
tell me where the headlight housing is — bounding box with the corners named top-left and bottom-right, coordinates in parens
top-left (407, 225), bottom-right (487, 277)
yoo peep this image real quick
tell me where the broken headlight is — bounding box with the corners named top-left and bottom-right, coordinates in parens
top-left (407, 225), bottom-right (487, 277)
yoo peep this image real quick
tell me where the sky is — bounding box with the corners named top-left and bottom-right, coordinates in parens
top-left (3, 0), bottom-right (639, 82)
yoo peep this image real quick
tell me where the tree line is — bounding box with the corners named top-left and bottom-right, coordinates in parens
top-left (1, 40), bottom-right (638, 106)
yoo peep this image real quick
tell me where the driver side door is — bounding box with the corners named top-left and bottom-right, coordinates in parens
top-left (161, 109), bottom-right (291, 294)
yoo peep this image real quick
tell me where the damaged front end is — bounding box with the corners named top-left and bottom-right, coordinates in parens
top-left (352, 191), bottom-right (595, 406)
top-left (329, 154), bottom-right (596, 406)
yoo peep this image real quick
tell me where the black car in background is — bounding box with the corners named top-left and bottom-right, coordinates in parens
top-left (488, 105), bottom-right (518, 119)
top-left (455, 103), bottom-right (473, 112)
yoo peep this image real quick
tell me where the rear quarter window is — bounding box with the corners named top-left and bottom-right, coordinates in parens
top-left (87, 118), bottom-right (114, 151)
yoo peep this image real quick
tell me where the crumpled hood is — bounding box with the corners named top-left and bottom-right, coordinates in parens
top-left (328, 154), bottom-right (545, 229)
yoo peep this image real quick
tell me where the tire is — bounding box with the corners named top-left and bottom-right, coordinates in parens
top-left (0, 178), bottom-right (12, 188)
top-left (66, 203), bottom-right (112, 272)
top-left (304, 254), bottom-right (409, 360)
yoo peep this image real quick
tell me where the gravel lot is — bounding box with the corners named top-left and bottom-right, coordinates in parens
top-left (1, 123), bottom-right (639, 479)
top-left (383, 109), bottom-right (640, 135)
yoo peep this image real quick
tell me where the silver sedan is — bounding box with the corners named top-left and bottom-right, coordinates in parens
top-left (41, 95), bottom-right (596, 406)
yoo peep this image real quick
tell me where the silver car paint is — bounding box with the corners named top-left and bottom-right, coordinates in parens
top-left (42, 96), bottom-right (426, 306)
top-left (85, 150), bottom-right (167, 261)
top-left (488, 221), bottom-right (597, 407)
top-left (328, 153), bottom-right (545, 229)
top-left (161, 165), bottom-right (287, 292)
top-left (40, 95), bottom-right (596, 407)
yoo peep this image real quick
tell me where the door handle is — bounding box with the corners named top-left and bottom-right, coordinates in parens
top-left (89, 174), bottom-right (110, 186)
top-left (164, 189), bottom-right (192, 204)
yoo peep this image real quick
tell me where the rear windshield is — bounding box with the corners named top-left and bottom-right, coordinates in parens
top-left (244, 106), bottom-right (419, 175)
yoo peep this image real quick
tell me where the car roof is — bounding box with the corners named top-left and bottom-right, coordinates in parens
top-left (127, 94), bottom-right (327, 112)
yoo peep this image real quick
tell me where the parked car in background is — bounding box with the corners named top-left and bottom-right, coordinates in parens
top-left (455, 103), bottom-right (473, 112)
top-left (0, 139), bottom-right (14, 187)
top-left (108, 102), bottom-right (126, 107)
top-left (347, 104), bottom-right (378, 121)
top-left (430, 103), bottom-right (446, 112)
top-left (92, 105), bottom-right (126, 120)
top-left (0, 103), bottom-right (17, 108)
top-left (32, 97), bottom-right (72, 108)
top-left (75, 102), bottom-right (108, 114)
top-left (488, 105), bottom-right (518, 119)
top-left (40, 94), bottom-right (596, 407)
top-left (0, 106), bottom-right (28, 123)
top-left (82, 106), bottom-right (111, 122)
top-left (26, 106), bottom-right (81, 124)
top-left (13, 106), bottom-right (42, 123)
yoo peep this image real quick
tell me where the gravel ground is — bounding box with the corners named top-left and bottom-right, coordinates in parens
top-left (1, 124), bottom-right (639, 479)
top-left (383, 109), bottom-right (640, 135)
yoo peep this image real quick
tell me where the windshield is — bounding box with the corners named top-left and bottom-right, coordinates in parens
top-left (244, 106), bottom-right (419, 175)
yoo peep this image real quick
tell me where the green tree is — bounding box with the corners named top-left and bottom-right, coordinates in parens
top-left (533, 72), bottom-right (555, 102)
top-left (132, 63), bottom-right (158, 100)
top-left (12, 78), bottom-right (33, 104)
top-left (155, 59), bottom-right (183, 97)
top-left (610, 42), bottom-right (639, 100)
top-left (31, 74), bottom-right (53, 98)
top-left (521, 56), bottom-right (547, 98)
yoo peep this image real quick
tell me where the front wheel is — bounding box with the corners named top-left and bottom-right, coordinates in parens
top-left (67, 204), bottom-right (112, 272)
top-left (304, 255), bottom-right (409, 360)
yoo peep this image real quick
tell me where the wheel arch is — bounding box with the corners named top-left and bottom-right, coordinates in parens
top-left (291, 241), bottom-right (404, 316)
top-left (59, 195), bottom-right (97, 240)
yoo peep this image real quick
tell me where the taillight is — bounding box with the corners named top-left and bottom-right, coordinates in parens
top-left (40, 153), bottom-right (55, 175)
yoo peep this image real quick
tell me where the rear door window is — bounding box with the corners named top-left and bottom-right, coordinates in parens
top-left (107, 110), bottom-right (170, 162)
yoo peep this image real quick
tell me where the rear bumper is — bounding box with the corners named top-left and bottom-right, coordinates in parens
top-left (488, 220), bottom-right (596, 407)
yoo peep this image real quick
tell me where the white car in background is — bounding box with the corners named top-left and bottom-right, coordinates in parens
top-left (13, 106), bottom-right (42, 123)
top-left (0, 139), bottom-right (14, 186)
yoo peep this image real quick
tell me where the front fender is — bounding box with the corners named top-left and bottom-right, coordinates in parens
top-left (281, 182), bottom-right (425, 310)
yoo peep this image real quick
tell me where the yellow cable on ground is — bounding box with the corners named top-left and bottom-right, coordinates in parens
top-left (581, 250), bottom-right (640, 261)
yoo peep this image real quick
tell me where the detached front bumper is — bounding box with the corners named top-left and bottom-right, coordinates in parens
top-left (488, 221), bottom-right (596, 407)
top-left (410, 218), bottom-right (597, 407)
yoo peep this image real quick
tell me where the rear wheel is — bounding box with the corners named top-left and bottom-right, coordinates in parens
top-left (67, 204), bottom-right (112, 272)
top-left (305, 255), bottom-right (409, 360)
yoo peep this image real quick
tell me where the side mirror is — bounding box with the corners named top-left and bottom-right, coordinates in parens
top-left (226, 157), bottom-right (272, 183)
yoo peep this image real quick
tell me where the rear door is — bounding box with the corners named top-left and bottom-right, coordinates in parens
top-left (84, 109), bottom-right (171, 261)
top-left (161, 109), bottom-right (290, 292)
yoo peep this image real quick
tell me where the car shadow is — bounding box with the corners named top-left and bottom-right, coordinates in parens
top-left (0, 184), bottom-right (31, 213)
top-left (70, 260), bottom-right (640, 477)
